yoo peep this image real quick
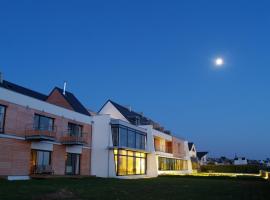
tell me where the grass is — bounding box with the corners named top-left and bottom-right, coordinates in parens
top-left (0, 176), bottom-right (269, 200)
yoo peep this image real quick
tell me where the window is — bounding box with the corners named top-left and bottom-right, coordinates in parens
top-left (66, 153), bottom-right (80, 175)
top-left (128, 130), bottom-right (136, 148)
top-left (119, 127), bottom-right (128, 147)
top-left (111, 125), bottom-right (146, 150)
top-left (112, 127), bottom-right (118, 146)
top-left (158, 157), bottom-right (188, 171)
top-left (0, 105), bottom-right (6, 133)
top-left (34, 114), bottom-right (54, 131)
top-left (114, 149), bottom-right (147, 176)
top-left (31, 150), bottom-right (51, 174)
top-left (68, 123), bottom-right (83, 136)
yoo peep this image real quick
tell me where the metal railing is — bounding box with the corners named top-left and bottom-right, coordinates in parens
top-left (32, 165), bottom-right (54, 175)
top-left (155, 145), bottom-right (173, 154)
top-left (60, 131), bottom-right (87, 145)
top-left (25, 124), bottom-right (57, 139)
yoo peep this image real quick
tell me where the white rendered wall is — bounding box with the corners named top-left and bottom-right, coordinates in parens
top-left (99, 101), bottom-right (129, 122)
top-left (91, 115), bottom-right (112, 178)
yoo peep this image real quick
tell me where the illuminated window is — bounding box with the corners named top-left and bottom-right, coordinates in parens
top-left (158, 157), bottom-right (188, 171)
top-left (114, 149), bottom-right (147, 176)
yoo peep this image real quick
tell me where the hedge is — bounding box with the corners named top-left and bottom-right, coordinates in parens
top-left (200, 165), bottom-right (270, 174)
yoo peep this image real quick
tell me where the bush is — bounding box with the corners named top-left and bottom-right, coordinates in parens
top-left (200, 165), bottom-right (270, 174)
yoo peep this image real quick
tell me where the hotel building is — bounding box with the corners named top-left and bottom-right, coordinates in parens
top-left (91, 100), bottom-right (192, 178)
top-left (0, 79), bottom-right (92, 180)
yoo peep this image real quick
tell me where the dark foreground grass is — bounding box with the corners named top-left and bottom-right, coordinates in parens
top-left (0, 176), bottom-right (269, 200)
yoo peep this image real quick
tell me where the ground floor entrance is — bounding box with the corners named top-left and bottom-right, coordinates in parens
top-left (65, 153), bottom-right (81, 175)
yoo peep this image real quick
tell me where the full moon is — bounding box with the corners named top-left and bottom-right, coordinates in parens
top-left (215, 58), bottom-right (224, 67)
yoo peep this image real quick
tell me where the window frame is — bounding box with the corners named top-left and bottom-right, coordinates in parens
top-left (34, 114), bottom-right (55, 131)
top-left (114, 149), bottom-right (147, 176)
top-left (68, 122), bottom-right (83, 137)
top-left (0, 104), bottom-right (7, 133)
top-left (111, 124), bottom-right (147, 150)
top-left (31, 150), bottom-right (52, 167)
top-left (158, 157), bottom-right (188, 171)
top-left (65, 153), bottom-right (81, 175)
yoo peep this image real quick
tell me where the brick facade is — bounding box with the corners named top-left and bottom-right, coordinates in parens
top-left (46, 89), bottom-right (74, 111)
top-left (80, 148), bottom-right (91, 175)
top-left (0, 138), bottom-right (31, 176)
top-left (0, 99), bottom-right (92, 177)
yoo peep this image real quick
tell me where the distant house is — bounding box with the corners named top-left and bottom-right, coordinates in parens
top-left (188, 142), bottom-right (197, 158)
top-left (197, 152), bottom-right (208, 166)
top-left (188, 142), bottom-right (199, 171)
top-left (234, 157), bottom-right (248, 165)
top-left (266, 161), bottom-right (270, 167)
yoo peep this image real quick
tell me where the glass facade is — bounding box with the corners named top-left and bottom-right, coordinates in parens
top-left (34, 114), bottom-right (54, 131)
top-left (0, 105), bottom-right (6, 133)
top-left (158, 157), bottom-right (188, 171)
top-left (114, 149), bottom-right (147, 176)
top-left (111, 125), bottom-right (146, 150)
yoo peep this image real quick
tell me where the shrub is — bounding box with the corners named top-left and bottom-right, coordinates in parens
top-left (200, 165), bottom-right (270, 174)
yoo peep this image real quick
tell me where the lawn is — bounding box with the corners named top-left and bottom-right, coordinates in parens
top-left (0, 176), bottom-right (269, 200)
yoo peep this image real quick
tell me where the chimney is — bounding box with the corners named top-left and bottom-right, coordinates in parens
top-left (0, 72), bottom-right (3, 84)
top-left (63, 81), bottom-right (67, 95)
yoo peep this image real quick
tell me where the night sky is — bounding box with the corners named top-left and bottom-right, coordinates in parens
top-left (1, 0), bottom-right (270, 159)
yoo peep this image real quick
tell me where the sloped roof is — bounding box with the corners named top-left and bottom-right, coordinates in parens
top-left (197, 152), bottom-right (208, 159)
top-left (0, 80), bottom-right (90, 116)
top-left (106, 100), bottom-right (171, 134)
top-left (188, 142), bottom-right (194, 151)
top-left (0, 80), bottom-right (48, 101)
top-left (49, 87), bottom-right (91, 116)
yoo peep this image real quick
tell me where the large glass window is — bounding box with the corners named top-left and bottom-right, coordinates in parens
top-left (31, 150), bottom-right (52, 174)
top-left (114, 149), bottom-right (147, 176)
top-left (128, 130), bottom-right (136, 148)
top-left (119, 127), bottom-right (128, 147)
top-left (112, 127), bottom-right (118, 146)
top-left (112, 125), bottom-right (146, 150)
top-left (0, 105), bottom-right (6, 133)
top-left (66, 153), bottom-right (80, 175)
top-left (34, 114), bottom-right (54, 131)
top-left (68, 123), bottom-right (83, 136)
top-left (158, 157), bottom-right (188, 171)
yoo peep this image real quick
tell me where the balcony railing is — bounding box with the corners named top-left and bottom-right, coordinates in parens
top-left (25, 124), bottom-right (57, 141)
top-left (155, 145), bottom-right (173, 154)
top-left (31, 165), bottom-right (54, 175)
top-left (60, 131), bottom-right (87, 145)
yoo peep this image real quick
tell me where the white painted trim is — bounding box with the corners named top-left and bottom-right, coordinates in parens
top-left (7, 176), bottom-right (30, 181)
top-left (0, 87), bottom-right (92, 124)
top-left (111, 119), bottom-right (147, 133)
top-left (0, 133), bottom-right (25, 140)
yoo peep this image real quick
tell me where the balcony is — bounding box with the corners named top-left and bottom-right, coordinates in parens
top-left (25, 124), bottom-right (57, 141)
top-left (155, 145), bottom-right (173, 154)
top-left (60, 131), bottom-right (87, 145)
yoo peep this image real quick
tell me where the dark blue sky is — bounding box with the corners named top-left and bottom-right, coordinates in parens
top-left (1, 0), bottom-right (270, 159)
